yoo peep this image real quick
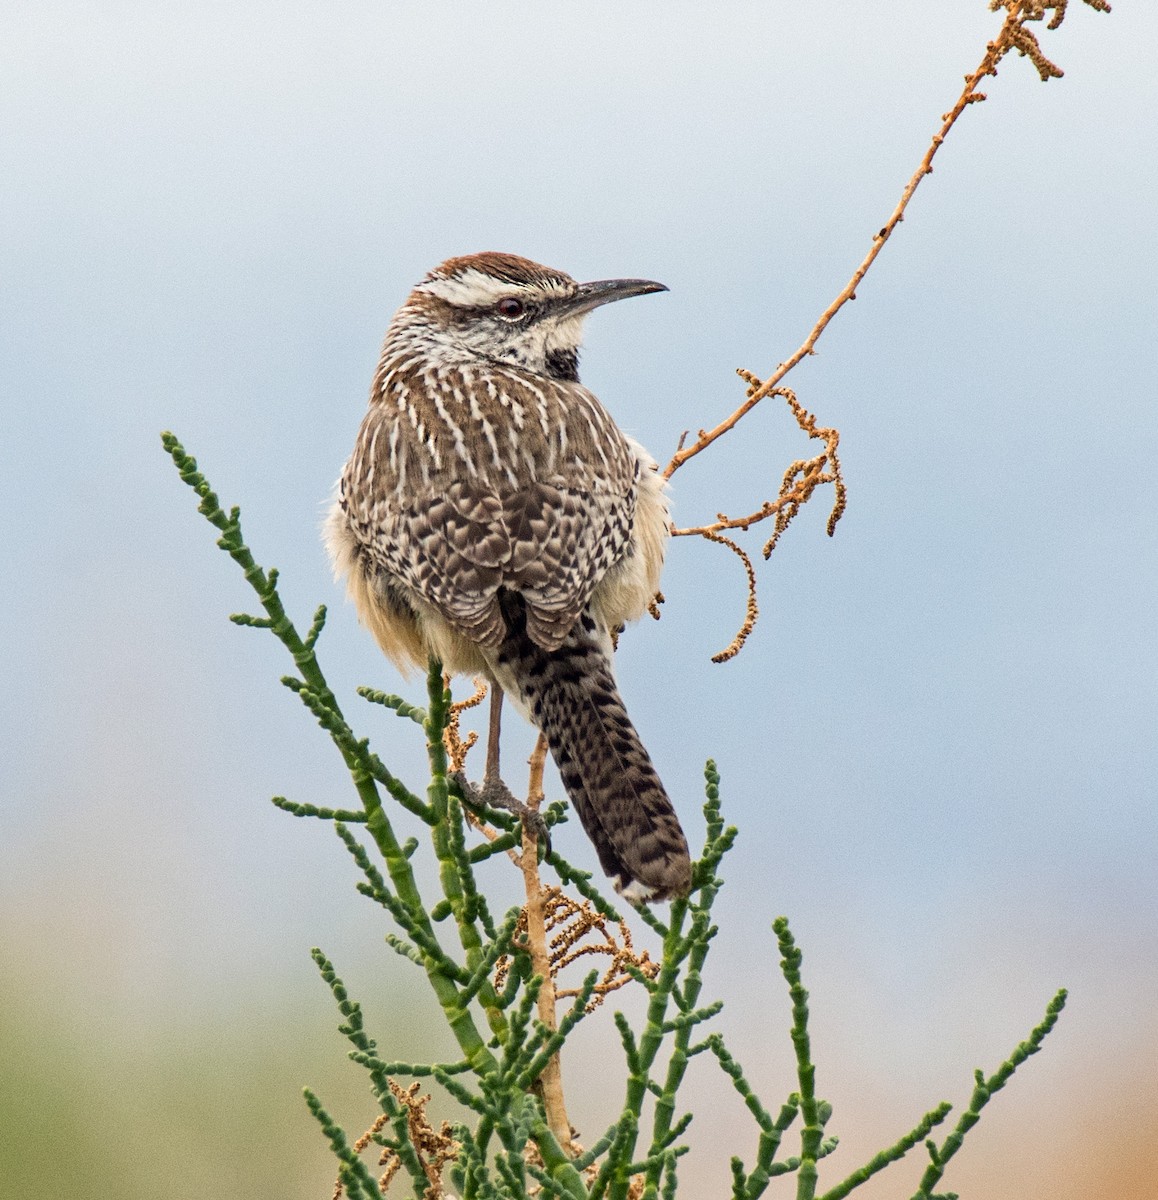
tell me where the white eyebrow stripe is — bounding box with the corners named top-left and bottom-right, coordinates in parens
top-left (418, 269), bottom-right (573, 307)
top-left (420, 270), bottom-right (528, 307)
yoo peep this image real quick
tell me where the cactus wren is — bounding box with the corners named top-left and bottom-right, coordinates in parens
top-left (326, 252), bottom-right (691, 900)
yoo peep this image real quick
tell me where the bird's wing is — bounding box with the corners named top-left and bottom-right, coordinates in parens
top-left (340, 365), bottom-right (638, 650)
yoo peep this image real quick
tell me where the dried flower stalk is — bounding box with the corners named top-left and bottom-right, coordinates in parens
top-left (663, 0), bottom-right (1107, 659)
top-left (442, 675), bottom-right (486, 772)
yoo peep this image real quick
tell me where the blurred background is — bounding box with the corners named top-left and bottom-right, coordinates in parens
top-left (3, 3), bottom-right (1154, 1197)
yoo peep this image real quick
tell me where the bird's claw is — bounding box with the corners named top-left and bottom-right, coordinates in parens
top-left (451, 770), bottom-right (552, 854)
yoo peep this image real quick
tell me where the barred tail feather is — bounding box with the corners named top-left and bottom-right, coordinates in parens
top-left (494, 596), bottom-right (692, 900)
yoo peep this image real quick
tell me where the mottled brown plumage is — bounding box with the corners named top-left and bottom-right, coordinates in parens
top-left (326, 253), bottom-right (691, 900)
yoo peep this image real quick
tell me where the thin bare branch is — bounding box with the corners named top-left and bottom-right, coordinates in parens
top-left (664, 1), bottom-right (1098, 484)
top-left (657, 1), bottom-right (1107, 661)
top-left (520, 733), bottom-right (575, 1155)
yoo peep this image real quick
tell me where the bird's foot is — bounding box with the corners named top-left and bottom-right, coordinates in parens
top-left (451, 770), bottom-right (552, 852)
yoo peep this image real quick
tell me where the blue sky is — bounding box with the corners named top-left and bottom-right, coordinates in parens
top-left (3, 4), bottom-right (1155, 1197)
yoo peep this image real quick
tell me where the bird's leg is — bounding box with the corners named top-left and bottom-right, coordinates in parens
top-left (453, 684), bottom-right (550, 850)
top-left (483, 682), bottom-right (506, 795)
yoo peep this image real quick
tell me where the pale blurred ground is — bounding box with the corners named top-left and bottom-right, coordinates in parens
top-left (2, 3), bottom-right (1156, 1198)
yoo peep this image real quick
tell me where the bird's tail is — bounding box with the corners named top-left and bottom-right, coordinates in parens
top-left (492, 595), bottom-right (692, 901)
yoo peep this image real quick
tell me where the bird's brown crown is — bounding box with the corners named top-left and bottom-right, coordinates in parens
top-left (425, 252), bottom-right (575, 291)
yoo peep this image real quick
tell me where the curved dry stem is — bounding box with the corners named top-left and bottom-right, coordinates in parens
top-left (672, 531), bottom-right (759, 664)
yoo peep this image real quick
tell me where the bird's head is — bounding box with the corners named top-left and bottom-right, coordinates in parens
top-left (394, 252), bottom-right (667, 381)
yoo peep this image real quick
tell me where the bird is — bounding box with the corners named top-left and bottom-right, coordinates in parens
top-left (325, 252), bottom-right (691, 901)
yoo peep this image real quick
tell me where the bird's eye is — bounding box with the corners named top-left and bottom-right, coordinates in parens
top-left (496, 297), bottom-right (526, 319)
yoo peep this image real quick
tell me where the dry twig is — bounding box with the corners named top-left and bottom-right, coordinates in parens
top-left (662, 0), bottom-right (1107, 659)
top-left (495, 889), bottom-right (660, 1012)
top-left (543, 889), bottom-right (660, 1008)
top-left (517, 733), bottom-right (576, 1153)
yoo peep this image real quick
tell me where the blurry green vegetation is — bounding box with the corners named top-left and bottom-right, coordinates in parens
top-left (0, 969), bottom-right (362, 1199)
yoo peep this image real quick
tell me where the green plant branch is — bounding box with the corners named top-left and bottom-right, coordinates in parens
top-left (165, 432), bottom-right (1073, 1198)
top-left (911, 988), bottom-right (1068, 1199)
top-left (771, 918), bottom-right (829, 1200)
top-left (333, 820), bottom-right (457, 972)
top-left (424, 662), bottom-right (510, 1042)
top-left (468, 830), bottom-right (523, 863)
top-left (528, 1117), bottom-right (590, 1200)
top-left (304, 1087), bottom-right (387, 1200)
top-left (280, 674), bottom-right (431, 821)
top-left (544, 849), bottom-right (625, 924)
top-left (348, 1052), bottom-right (473, 1079)
top-left (514, 972), bottom-right (600, 1091)
top-left (357, 685), bottom-right (428, 723)
top-left (706, 1034), bottom-right (801, 1198)
top-left (817, 1101), bottom-right (953, 1200)
top-left (642, 766), bottom-right (736, 1198)
top-left (270, 795), bottom-right (369, 822)
top-left (163, 434), bottom-right (503, 1086)
top-left (306, 956), bottom-right (430, 1193)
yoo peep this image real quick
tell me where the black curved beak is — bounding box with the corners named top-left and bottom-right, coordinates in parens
top-left (561, 277), bottom-right (669, 318)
